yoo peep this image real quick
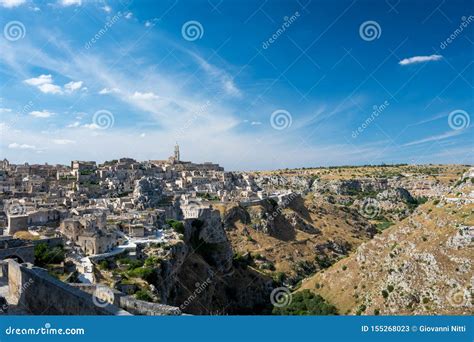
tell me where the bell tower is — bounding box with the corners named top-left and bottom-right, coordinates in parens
top-left (174, 142), bottom-right (180, 162)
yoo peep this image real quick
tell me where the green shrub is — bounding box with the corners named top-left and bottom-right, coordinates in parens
top-left (166, 219), bottom-right (184, 234)
top-left (387, 285), bottom-right (394, 292)
top-left (34, 243), bottom-right (65, 267)
top-left (135, 289), bottom-right (153, 302)
top-left (381, 290), bottom-right (389, 299)
top-left (272, 290), bottom-right (338, 315)
top-left (127, 266), bottom-right (156, 283)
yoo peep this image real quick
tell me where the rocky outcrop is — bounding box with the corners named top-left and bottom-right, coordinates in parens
top-left (254, 175), bottom-right (314, 193)
top-left (223, 205), bottom-right (251, 230)
top-left (132, 177), bottom-right (163, 209)
top-left (184, 209), bottom-right (233, 273)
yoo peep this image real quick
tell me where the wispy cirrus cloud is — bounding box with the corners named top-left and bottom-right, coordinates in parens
top-left (399, 54), bottom-right (442, 66)
top-left (8, 142), bottom-right (37, 150)
top-left (403, 129), bottom-right (464, 146)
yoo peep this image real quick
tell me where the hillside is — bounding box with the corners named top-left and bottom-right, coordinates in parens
top-left (298, 168), bottom-right (473, 315)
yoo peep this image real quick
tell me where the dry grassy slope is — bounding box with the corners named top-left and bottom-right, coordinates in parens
top-left (299, 196), bottom-right (473, 315)
top-left (224, 194), bottom-right (374, 278)
top-left (254, 164), bottom-right (466, 183)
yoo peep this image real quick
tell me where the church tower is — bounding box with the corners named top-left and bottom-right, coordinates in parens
top-left (174, 142), bottom-right (180, 162)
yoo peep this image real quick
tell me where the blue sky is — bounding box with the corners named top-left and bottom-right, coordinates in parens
top-left (0, 0), bottom-right (472, 170)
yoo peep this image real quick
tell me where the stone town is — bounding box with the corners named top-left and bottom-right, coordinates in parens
top-left (0, 145), bottom-right (290, 315)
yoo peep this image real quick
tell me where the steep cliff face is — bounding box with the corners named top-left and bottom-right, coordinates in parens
top-left (132, 177), bottom-right (163, 209)
top-left (148, 208), bottom-right (272, 314)
top-left (299, 172), bottom-right (473, 315)
top-left (183, 209), bottom-right (233, 273)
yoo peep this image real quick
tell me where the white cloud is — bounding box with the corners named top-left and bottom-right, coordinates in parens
top-left (24, 74), bottom-right (63, 94)
top-left (59, 0), bottom-right (81, 6)
top-left (82, 123), bottom-right (101, 130)
top-left (399, 54), bottom-right (443, 66)
top-left (67, 121), bottom-right (80, 128)
top-left (99, 87), bottom-right (120, 95)
top-left (29, 110), bottom-right (55, 118)
top-left (0, 108), bottom-right (12, 113)
top-left (101, 5), bottom-right (111, 13)
top-left (24, 74), bottom-right (52, 86)
top-left (64, 80), bottom-right (83, 93)
top-left (125, 12), bottom-right (133, 19)
top-left (52, 139), bottom-right (75, 145)
top-left (250, 121), bottom-right (262, 125)
top-left (24, 75), bottom-right (83, 94)
top-left (192, 53), bottom-right (241, 97)
top-left (0, 0), bottom-right (26, 8)
top-left (8, 142), bottom-right (36, 150)
top-left (131, 91), bottom-right (159, 100)
top-left (38, 83), bottom-right (63, 94)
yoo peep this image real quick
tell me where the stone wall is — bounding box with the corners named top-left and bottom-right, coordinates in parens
top-left (71, 283), bottom-right (182, 315)
top-left (7, 260), bottom-right (130, 315)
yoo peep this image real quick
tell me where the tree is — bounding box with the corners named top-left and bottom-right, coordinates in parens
top-left (272, 290), bottom-right (338, 315)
